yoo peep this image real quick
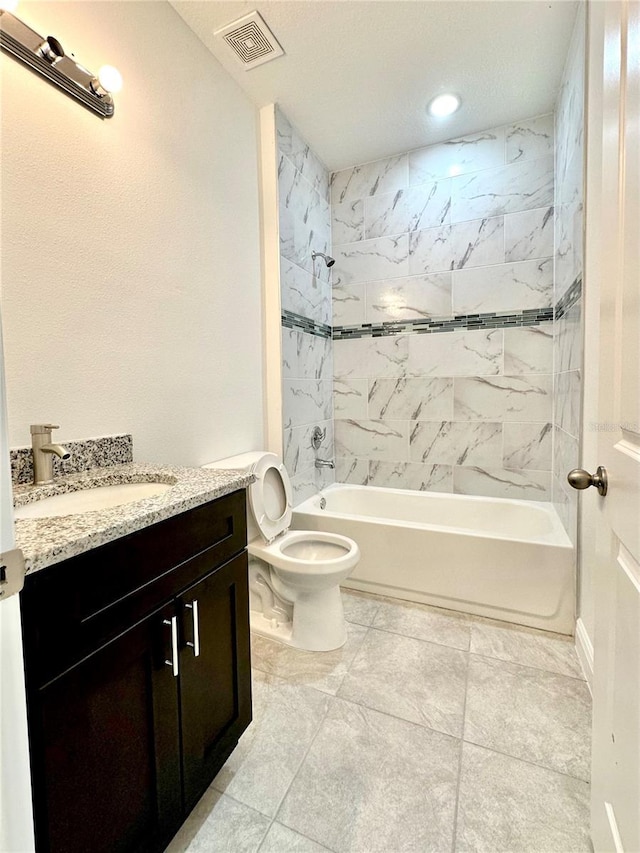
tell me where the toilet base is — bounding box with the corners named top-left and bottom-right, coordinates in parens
top-left (249, 559), bottom-right (347, 652)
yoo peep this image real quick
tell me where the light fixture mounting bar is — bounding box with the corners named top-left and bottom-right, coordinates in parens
top-left (0, 10), bottom-right (114, 117)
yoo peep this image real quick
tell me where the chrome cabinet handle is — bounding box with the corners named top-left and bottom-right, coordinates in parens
top-left (185, 600), bottom-right (200, 658)
top-left (163, 615), bottom-right (179, 676)
top-left (567, 466), bottom-right (608, 496)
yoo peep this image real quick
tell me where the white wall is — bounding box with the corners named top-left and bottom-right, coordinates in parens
top-left (1, 1), bottom-right (264, 465)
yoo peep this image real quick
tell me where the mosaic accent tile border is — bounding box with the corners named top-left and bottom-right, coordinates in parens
top-left (332, 307), bottom-right (554, 340)
top-left (283, 277), bottom-right (582, 343)
top-left (555, 276), bottom-right (583, 320)
top-left (282, 310), bottom-right (332, 339)
top-left (10, 434), bottom-right (133, 485)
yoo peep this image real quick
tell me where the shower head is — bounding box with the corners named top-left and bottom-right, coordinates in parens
top-left (312, 251), bottom-right (335, 268)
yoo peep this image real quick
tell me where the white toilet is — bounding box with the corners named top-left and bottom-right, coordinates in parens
top-left (206, 451), bottom-right (359, 651)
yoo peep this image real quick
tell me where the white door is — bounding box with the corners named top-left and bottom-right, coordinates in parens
top-left (586, 1), bottom-right (640, 850)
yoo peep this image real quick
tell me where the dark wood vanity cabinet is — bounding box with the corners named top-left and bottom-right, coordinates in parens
top-left (20, 490), bottom-right (252, 853)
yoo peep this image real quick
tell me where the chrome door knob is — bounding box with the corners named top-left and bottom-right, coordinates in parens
top-left (567, 466), bottom-right (608, 496)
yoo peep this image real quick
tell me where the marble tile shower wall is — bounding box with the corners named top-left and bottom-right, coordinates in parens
top-left (276, 108), bottom-right (335, 502)
top-left (553, 7), bottom-right (585, 542)
top-left (331, 115), bottom-right (557, 500)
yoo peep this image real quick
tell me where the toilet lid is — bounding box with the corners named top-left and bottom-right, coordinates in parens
top-left (248, 453), bottom-right (293, 543)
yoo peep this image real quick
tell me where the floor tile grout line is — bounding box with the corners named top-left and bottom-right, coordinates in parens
top-left (345, 617), bottom-right (583, 681)
top-left (469, 649), bottom-right (587, 682)
top-left (364, 621), bottom-right (470, 653)
top-left (450, 649), bottom-right (472, 853)
top-left (460, 735), bottom-right (591, 785)
top-left (269, 695), bottom-right (341, 853)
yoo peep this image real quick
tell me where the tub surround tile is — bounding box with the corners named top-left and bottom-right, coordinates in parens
top-left (469, 621), bottom-right (584, 680)
top-left (212, 671), bottom-right (330, 817)
top-left (552, 472), bottom-right (578, 549)
top-left (331, 198), bottom-right (365, 245)
top-left (407, 329), bottom-right (503, 377)
top-left (504, 326), bottom-right (554, 374)
top-left (372, 598), bottom-right (470, 651)
top-left (338, 628), bottom-right (467, 737)
top-left (282, 380), bottom-right (333, 429)
top-left (14, 463), bottom-right (253, 575)
top-left (554, 369), bottom-right (581, 438)
top-left (368, 377), bottom-right (453, 421)
top-left (451, 156), bottom-right (554, 221)
top-left (364, 181), bottom-right (451, 239)
top-left (284, 421), bottom-right (334, 478)
top-left (453, 375), bottom-right (553, 423)
top-left (334, 378), bottom-right (368, 419)
top-left (452, 258), bottom-right (554, 315)
top-left (409, 128), bottom-right (506, 184)
top-left (367, 460), bottom-right (452, 492)
top-left (10, 433), bottom-right (133, 486)
top-left (555, 300), bottom-right (582, 374)
top-left (331, 154), bottom-right (408, 204)
top-left (277, 697), bottom-right (459, 853)
top-left (249, 623), bottom-right (368, 696)
top-left (335, 419), bottom-right (408, 462)
top-left (281, 258), bottom-right (331, 327)
top-left (334, 335), bottom-right (408, 380)
top-left (408, 216), bottom-right (504, 275)
top-left (289, 470), bottom-right (321, 506)
top-left (332, 283), bottom-right (366, 326)
top-left (276, 107), bottom-right (330, 203)
top-left (504, 207), bottom-right (554, 262)
top-left (279, 155), bottom-right (331, 278)
top-left (555, 200), bottom-right (584, 298)
top-left (502, 422), bottom-right (553, 471)
top-left (464, 655), bottom-right (591, 780)
top-left (365, 273), bottom-right (453, 322)
top-left (453, 466), bottom-right (551, 501)
top-left (332, 235), bottom-right (409, 285)
top-left (455, 743), bottom-right (591, 853)
top-left (335, 456), bottom-right (369, 486)
top-left (409, 421), bottom-right (503, 467)
top-left (554, 425), bottom-right (580, 486)
top-left (282, 327), bottom-right (332, 381)
top-left (506, 114), bottom-right (554, 164)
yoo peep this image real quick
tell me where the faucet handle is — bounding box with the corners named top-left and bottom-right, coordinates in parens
top-left (30, 424), bottom-right (59, 434)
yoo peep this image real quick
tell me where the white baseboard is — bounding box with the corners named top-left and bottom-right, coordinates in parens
top-left (575, 617), bottom-right (594, 690)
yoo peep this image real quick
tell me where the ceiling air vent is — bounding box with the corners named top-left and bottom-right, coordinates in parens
top-left (214, 11), bottom-right (284, 71)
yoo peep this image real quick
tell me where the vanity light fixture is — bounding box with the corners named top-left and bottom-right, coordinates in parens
top-left (428, 93), bottom-right (461, 118)
top-left (0, 4), bottom-right (121, 117)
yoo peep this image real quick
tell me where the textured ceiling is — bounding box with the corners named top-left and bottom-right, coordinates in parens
top-left (171, 0), bottom-right (579, 172)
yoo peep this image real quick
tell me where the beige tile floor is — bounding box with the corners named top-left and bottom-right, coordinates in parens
top-left (166, 590), bottom-right (592, 853)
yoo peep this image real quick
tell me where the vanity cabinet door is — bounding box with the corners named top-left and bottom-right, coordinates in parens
top-left (30, 603), bottom-right (182, 853)
top-left (178, 551), bottom-right (252, 811)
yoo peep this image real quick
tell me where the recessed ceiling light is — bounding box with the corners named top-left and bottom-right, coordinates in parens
top-left (428, 94), bottom-right (461, 118)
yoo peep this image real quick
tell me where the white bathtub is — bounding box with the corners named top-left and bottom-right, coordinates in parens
top-left (292, 484), bottom-right (575, 634)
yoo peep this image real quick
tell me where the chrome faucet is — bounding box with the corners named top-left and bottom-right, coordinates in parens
top-left (315, 458), bottom-right (335, 469)
top-left (30, 424), bottom-right (70, 485)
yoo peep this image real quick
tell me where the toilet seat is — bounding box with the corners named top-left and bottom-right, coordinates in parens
top-left (249, 529), bottom-right (360, 576)
top-left (247, 453), bottom-right (293, 543)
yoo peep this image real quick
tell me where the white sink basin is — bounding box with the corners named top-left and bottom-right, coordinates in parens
top-left (14, 482), bottom-right (173, 520)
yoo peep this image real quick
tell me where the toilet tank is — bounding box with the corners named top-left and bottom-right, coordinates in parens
top-left (202, 451), bottom-right (269, 543)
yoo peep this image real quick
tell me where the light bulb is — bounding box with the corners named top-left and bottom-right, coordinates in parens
top-left (0, 0), bottom-right (19, 12)
top-left (97, 65), bottom-right (122, 94)
top-left (428, 94), bottom-right (461, 118)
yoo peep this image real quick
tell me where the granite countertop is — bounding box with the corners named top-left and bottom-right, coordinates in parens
top-left (13, 462), bottom-right (254, 575)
